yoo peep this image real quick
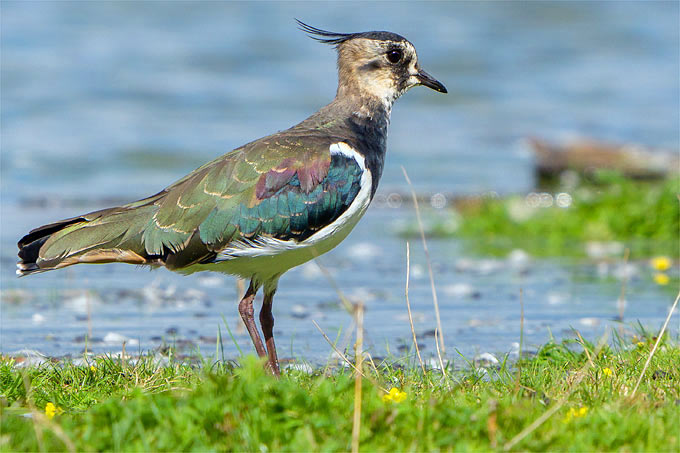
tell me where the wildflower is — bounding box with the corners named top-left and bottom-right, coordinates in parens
top-left (382, 387), bottom-right (407, 403)
top-left (602, 367), bottom-right (613, 377)
top-left (90, 365), bottom-right (96, 372)
top-left (563, 406), bottom-right (588, 423)
top-left (650, 256), bottom-right (672, 271)
top-left (653, 273), bottom-right (669, 286)
top-left (636, 341), bottom-right (646, 349)
top-left (45, 402), bottom-right (57, 419)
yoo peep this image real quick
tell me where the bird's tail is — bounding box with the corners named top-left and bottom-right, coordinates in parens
top-left (17, 204), bottom-right (157, 276)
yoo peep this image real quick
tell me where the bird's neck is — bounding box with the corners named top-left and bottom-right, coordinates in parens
top-left (335, 79), bottom-right (396, 121)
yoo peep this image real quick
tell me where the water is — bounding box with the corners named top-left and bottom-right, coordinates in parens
top-left (1, 2), bottom-right (678, 363)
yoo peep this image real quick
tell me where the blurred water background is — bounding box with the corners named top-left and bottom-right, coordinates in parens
top-left (1, 2), bottom-right (678, 364)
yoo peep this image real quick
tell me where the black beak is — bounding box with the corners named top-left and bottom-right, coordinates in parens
top-left (416, 69), bottom-right (447, 94)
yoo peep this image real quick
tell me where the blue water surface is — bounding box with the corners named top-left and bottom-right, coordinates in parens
top-left (1, 2), bottom-right (678, 363)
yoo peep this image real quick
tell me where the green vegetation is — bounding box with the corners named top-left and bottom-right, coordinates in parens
top-left (2, 331), bottom-right (679, 451)
top-left (404, 172), bottom-right (679, 257)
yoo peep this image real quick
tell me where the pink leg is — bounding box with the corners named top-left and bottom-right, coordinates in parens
top-left (238, 281), bottom-right (266, 358)
top-left (259, 288), bottom-right (280, 376)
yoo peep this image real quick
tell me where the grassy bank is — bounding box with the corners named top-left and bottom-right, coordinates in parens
top-left (402, 172), bottom-right (679, 258)
top-left (2, 330), bottom-right (679, 451)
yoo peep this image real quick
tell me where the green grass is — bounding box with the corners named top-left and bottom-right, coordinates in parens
top-left (2, 331), bottom-right (679, 451)
top-left (402, 172), bottom-right (679, 257)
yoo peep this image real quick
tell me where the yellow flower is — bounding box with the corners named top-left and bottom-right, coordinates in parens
top-left (382, 387), bottom-right (407, 403)
top-left (45, 402), bottom-right (57, 419)
top-left (650, 256), bottom-right (672, 271)
top-left (636, 341), bottom-right (645, 349)
top-left (563, 406), bottom-right (588, 423)
top-left (90, 365), bottom-right (96, 372)
top-left (653, 273), bottom-right (670, 286)
top-left (602, 367), bottom-right (613, 377)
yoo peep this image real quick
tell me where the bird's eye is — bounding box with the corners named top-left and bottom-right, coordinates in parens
top-left (387, 49), bottom-right (403, 64)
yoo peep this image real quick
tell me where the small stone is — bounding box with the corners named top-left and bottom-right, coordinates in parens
top-left (32, 313), bottom-right (46, 324)
top-left (284, 362), bottom-right (313, 374)
top-left (443, 283), bottom-right (480, 299)
top-left (474, 352), bottom-right (499, 367)
top-left (579, 317), bottom-right (600, 327)
top-left (346, 242), bottom-right (382, 260)
top-left (198, 276), bottom-right (223, 287)
top-left (300, 262), bottom-right (323, 279)
top-left (507, 249), bottom-right (530, 269)
top-left (291, 304), bottom-right (309, 319)
top-left (612, 263), bottom-right (638, 281)
top-left (547, 292), bottom-right (568, 305)
top-left (103, 332), bottom-right (128, 344)
top-left (585, 241), bottom-right (624, 259)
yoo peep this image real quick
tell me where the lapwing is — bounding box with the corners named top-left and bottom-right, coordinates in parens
top-left (17, 21), bottom-right (447, 375)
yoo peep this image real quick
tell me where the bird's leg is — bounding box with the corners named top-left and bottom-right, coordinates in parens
top-left (238, 280), bottom-right (267, 358)
top-left (259, 287), bottom-right (280, 376)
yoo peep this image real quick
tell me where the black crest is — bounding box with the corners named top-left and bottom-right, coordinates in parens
top-left (296, 19), bottom-right (354, 45)
top-left (296, 19), bottom-right (407, 46)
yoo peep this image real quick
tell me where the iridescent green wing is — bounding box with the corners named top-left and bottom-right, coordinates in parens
top-left (136, 134), bottom-right (363, 268)
top-left (30, 134), bottom-right (364, 271)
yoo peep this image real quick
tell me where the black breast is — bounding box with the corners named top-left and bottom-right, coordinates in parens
top-left (345, 113), bottom-right (389, 199)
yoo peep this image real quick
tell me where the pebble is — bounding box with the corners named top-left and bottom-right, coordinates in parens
top-left (455, 258), bottom-right (504, 275)
top-left (64, 292), bottom-right (99, 313)
top-left (348, 287), bottom-right (377, 303)
top-left (103, 332), bottom-right (139, 345)
top-left (612, 263), bottom-right (639, 281)
top-left (443, 283), bottom-right (480, 299)
top-left (547, 292), bottom-right (568, 305)
top-left (31, 313), bottom-right (46, 324)
top-left (507, 249), bottom-right (530, 270)
top-left (410, 264), bottom-right (425, 279)
top-left (585, 241), bottom-right (624, 259)
top-left (291, 304), bottom-right (309, 319)
top-left (474, 352), bottom-right (499, 367)
top-left (197, 275), bottom-right (223, 287)
top-left (578, 317), bottom-right (600, 327)
top-left (346, 242), bottom-right (382, 260)
top-left (284, 362), bottom-right (313, 374)
top-left (300, 262), bottom-right (323, 279)
top-left (596, 262), bottom-right (610, 278)
top-left (184, 288), bottom-right (207, 302)
top-left (426, 357), bottom-right (450, 370)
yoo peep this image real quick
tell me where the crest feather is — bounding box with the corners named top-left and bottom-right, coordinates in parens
top-left (296, 19), bottom-right (355, 45)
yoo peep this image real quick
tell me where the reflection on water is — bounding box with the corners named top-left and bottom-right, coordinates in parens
top-left (1, 2), bottom-right (678, 361)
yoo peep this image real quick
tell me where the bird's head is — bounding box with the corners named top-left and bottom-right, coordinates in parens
top-left (297, 20), bottom-right (447, 113)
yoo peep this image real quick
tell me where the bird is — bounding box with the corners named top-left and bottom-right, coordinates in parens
top-left (17, 21), bottom-right (447, 375)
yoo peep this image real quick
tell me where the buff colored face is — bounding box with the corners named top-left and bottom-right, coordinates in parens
top-left (340, 37), bottom-right (446, 104)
